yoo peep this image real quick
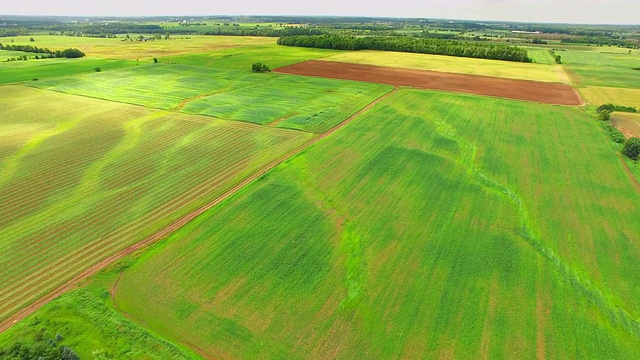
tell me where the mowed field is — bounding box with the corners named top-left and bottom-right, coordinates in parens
top-left (580, 86), bottom-right (640, 109)
top-left (0, 85), bottom-right (312, 325)
top-left (321, 50), bottom-right (565, 82)
top-left (32, 64), bottom-right (392, 133)
top-left (112, 90), bottom-right (640, 359)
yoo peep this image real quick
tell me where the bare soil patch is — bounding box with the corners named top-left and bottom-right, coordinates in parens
top-left (612, 113), bottom-right (640, 138)
top-left (275, 61), bottom-right (583, 106)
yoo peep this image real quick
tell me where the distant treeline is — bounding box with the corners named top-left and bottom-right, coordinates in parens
top-left (561, 36), bottom-right (639, 48)
top-left (202, 27), bottom-right (325, 37)
top-left (0, 43), bottom-right (85, 58)
top-left (277, 35), bottom-right (532, 62)
top-left (0, 28), bottom-right (30, 37)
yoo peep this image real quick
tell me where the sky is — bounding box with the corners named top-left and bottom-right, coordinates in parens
top-left (2, 0), bottom-right (640, 25)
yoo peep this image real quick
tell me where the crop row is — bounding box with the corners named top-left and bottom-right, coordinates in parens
top-left (0, 112), bottom-right (308, 322)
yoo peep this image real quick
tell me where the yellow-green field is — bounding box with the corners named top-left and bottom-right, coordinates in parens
top-left (321, 50), bottom-right (565, 82)
top-left (580, 86), bottom-right (640, 108)
top-left (1, 35), bottom-right (274, 60)
top-left (0, 85), bottom-right (311, 325)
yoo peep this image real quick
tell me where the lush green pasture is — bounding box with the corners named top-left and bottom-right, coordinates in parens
top-left (159, 43), bottom-right (341, 70)
top-left (33, 64), bottom-right (393, 133)
top-left (519, 46), bottom-right (556, 65)
top-left (0, 263), bottom-right (197, 359)
top-left (0, 49), bottom-right (33, 60)
top-left (1, 35), bottom-right (273, 60)
top-left (0, 57), bottom-right (136, 84)
top-left (321, 50), bottom-right (564, 82)
top-left (560, 48), bottom-right (640, 88)
top-left (0, 85), bottom-right (311, 325)
top-left (111, 90), bottom-right (640, 358)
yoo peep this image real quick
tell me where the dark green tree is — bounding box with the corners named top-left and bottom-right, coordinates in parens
top-left (252, 63), bottom-right (271, 72)
top-left (622, 137), bottom-right (640, 159)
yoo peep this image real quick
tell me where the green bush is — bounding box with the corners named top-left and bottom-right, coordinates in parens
top-left (597, 103), bottom-right (637, 113)
top-left (622, 137), bottom-right (640, 159)
top-left (251, 62), bottom-right (271, 72)
top-left (598, 110), bottom-right (612, 121)
top-left (604, 124), bottom-right (625, 143)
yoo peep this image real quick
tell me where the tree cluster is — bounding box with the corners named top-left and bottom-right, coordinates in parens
top-left (251, 63), bottom-right (271, 72)
top-left (0, 333), bottom-right (79, 360)
top-left (277, 35), bottom-right (532, 62)
top-left (597, 103), bottom-right (638, 113)
top-left (622, 138), bottom-right (640, 159)
top-left (561, 36), bottom-right (639, 48)
top-left (604, 124), bottom-right (625, 144)
top-left (548, 49), bottom-right (562, 64)
top-left (0, 28), bottom-right (30, 37)
top-left (0, 43), bottom-right (85, 58)
top-left (202, 27), bottom-right (324, 38)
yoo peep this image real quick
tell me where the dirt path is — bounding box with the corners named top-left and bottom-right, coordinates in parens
top-left (617, 153), bottom-right (640, 194)
top-left (0, 87), bottom-right (398, 335)
top-left (276, 60), bottom-right (584, 106)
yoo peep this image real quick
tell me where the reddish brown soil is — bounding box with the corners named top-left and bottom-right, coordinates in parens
top-left (275, 60), bottom-right (584, 106)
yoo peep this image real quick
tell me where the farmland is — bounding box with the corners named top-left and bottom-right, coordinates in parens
top-left (580, 86), bottom-right (640, 109)
top-left (0, 85), bottom-right (311, 325)
top-left (32, 64), bottom-right (392, 133)
top-left (1, 15), bottom-right (640, 360)
top-left (276, 60), bottom-right (582, 105)
top-left (111, 90), bottom-right (640, 358)
top-left (612, 112), bottom-right (640, 138)
top-left (560, 48), bottom-right (640, 89)
top-left (2, 35), bottom-right (274, 60)
top-left (321, 50), bottom-right (564, 82)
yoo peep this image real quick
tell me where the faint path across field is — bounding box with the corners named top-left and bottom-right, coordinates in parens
top-left (0, 87), bottom-right (398, 334)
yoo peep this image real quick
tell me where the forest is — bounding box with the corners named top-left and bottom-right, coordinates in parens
top-left (277, 34), bottom-right (532, 62)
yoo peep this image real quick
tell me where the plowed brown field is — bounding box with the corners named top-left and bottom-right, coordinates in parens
top-left (275, 60), bottom-right (583, 105)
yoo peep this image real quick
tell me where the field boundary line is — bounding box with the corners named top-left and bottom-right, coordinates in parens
top-left (0, 87), bottom-right (398, 334)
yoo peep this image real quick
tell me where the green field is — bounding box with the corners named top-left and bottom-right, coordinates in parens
top-left (32, 64), bottom-right (393, 133)
top-left (0, 49), bottom-right (33, 60)
top-left (0, 85), bottom-right (311, 325)
top-left (105, 90), bottom-right (640, 358)
top-left (0, 35), bottom-right (274, 60)
top-left (560, 48), bottom-right (640, 88)
top-left (2, 26), bottom-right (640, 360)
top-left (159, 43), bottom-right (341, 70)
top-left (0, 58), bottom-right (137, 84)
top-left (321, 50), bottom-right (565, 82)
top-left (0, 264), bottom-right (196, 359)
